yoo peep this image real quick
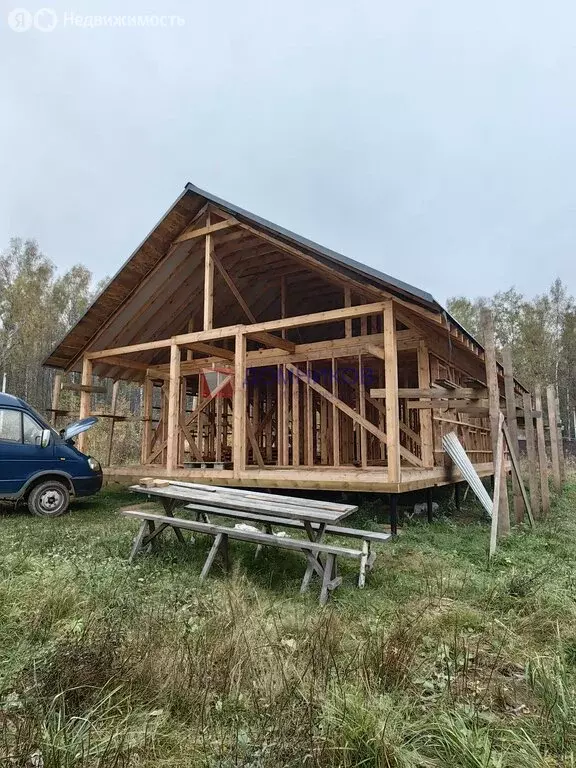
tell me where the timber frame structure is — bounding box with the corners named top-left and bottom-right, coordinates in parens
top-left (45, 182), bottom-right (530, 494)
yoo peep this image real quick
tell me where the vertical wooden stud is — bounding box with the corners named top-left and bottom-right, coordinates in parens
top-left (203, 216), bottom-right (214, 331)
top-left (344, 287), bottom-right (352, 338)
top-left (332, 357), bottom-right (340, 467)
top-left (358, 354), bottom-right (367, 467)
top-left (383, 301), bottom-right (400, 483)
top-left (233, 332), bottom-right (247, 474)
top-left (51, 373), bottom-right (62, 428)
top-left (166, 343), bottom-right (181, 473)
top-left (292, 367), bottom-right (300, 466)
top-left (106, 379), bottom-right (120, 467)
top-left (142, 378), bottom-right (153, 464)
top-left (305, 361), bottom-right (313, 465)
top-left (77, 356), bottom-right (92, 453)
top-left (417, 340), bottom-right (434, 468)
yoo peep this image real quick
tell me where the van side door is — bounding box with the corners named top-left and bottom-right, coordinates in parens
top-left (0, 408), bottom-right (57, 497)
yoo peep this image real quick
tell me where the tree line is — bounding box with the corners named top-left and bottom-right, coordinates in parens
top-left (448, 279), bottom-right (576, 438)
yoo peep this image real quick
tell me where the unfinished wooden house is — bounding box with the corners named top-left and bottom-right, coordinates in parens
top-left (44, 183), bottom-right (529, 495)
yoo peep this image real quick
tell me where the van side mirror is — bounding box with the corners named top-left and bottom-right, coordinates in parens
top-left (40, 429), bottom-right (51, 448)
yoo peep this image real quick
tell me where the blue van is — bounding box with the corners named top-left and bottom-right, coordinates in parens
top-left (0, 393), bottom-right (102, 517)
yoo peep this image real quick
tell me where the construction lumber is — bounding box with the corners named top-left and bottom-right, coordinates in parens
top-left (166, 343), bottom-right (181, 472)
top-left (546, 384), bottom-right (562, 490)
top-left (203, 218), bottom-right (214, 331)
top-left (502, 421), bottom-right (534, 527)
top-left (522, 393), bottom-right (541, 520)
top-left (182, 342), bottom-right (235, 361)
top-left (174, 219), bottom-right (236, 244)
top-left (62, 383), bottom-right (107, 394)
top-left (77, 357), bottom-right (93, 453)
top-left (383, 301), bottom-right (400, 481)
top-left (233, 332), bottom-right (246, 473)
top-left (534, 385), bottom-right (550, 516)
top-left (502, 348), bottom-right (523, 523)
top-left (489, 413), bottom-right (505, 558)
top-left (481, 309), bottom-right (510, 535)
top-left (247, 331), bottom-right (295, 353)
top-left (417, 341), bottom-right (434, 468)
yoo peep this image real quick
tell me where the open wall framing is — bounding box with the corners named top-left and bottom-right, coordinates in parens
top-left (45, 183), bottom-right (534, 495)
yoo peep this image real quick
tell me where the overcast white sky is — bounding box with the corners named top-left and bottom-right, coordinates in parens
top-left (1, 0), bottom-right (575, 305)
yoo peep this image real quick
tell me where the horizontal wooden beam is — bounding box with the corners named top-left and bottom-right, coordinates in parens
top-left (174, 219), bottom-right (237, 244)
top-left (407, 399), bottom-right (489, 410)
top-left (371, 387), bottom-right (488, 399)
top-left (247, 331), bottom-right (295, 353)
top-left (182, 342), bottom-right (235, 361)
top-left (61, 383), bottom-right (107, 394)
top-left (92, 355), bottom-right (151, 372)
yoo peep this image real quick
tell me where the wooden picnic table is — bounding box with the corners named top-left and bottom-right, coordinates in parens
top-left (129, 480), bottom-right (360, 597)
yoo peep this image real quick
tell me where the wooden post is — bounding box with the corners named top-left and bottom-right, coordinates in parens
top-left (556, 393), bottom-right (566, 484)
top-left (106, 380), bottom-right (120, 467)
top-left (383, 301), bottom-right (400, 483)
top-left (51, 373), bottom-right (62, 428)
top-left (77, 357), bottom-right (92, 453)
top-left (344, 287), bottom-right (352, 338)
top-left (332, 357), bottom-right (340, 467)
top-left (534, 385), bottom-right (550, 516)
top-left (522, 393), bottom-right (540, 520)
top-left (502, 348), bottom-right (523, 523)
top-left (233, 332), bottom-right (246, 474)
top-left (142, 378), bottom-right (153, 464)
top-left (417, 340), bottom-right (434, 468)
top-left (358, 355), bottom-right (368, 467)
top-left (305, 361), bottom-right (313, 465)
top-left (280, 276), bottom-right (287, 340)
top-left (481, 309), bottom-right (510, 535)
top-left (166, 343), bottom-right (181, 473)
top-left (547, 385), bottom-right (562, 491)
top-left (489, 413), bottom-right (505, 559)
top-left (203, 221), bottom-right (214, 331)
top-left (292, 368), bottom-right (300, 466)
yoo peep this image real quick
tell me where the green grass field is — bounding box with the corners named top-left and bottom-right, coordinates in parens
top-left (1, 481), bottom-right (576, 767)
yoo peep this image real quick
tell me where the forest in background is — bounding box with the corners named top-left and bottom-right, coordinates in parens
top-left (1, 237), bottom-right (575, 441)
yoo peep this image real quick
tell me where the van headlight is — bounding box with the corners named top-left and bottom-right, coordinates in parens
top-left (88, 457), bottom-right (101, 472)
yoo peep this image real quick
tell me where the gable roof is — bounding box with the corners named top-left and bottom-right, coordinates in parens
top-left (44, 182), bottom-right (469, 371)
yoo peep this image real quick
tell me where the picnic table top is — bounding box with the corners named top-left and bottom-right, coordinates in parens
top-left (130, 481), bottom-right (358, 525)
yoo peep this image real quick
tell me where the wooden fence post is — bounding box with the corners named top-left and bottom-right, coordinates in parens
top-left (502, 348), bottom-right (523, 523)
top-left (534, 385), bottom-right (550, 516)
top-left (522, 393), bottom-right (540, 519)
top-left (481, 309), bottom-right (510, 535)
top-left (547, 385), bottom-right (562, 491)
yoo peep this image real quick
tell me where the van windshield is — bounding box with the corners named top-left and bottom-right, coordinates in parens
top-left (27, 405), bottom-right (58, 437)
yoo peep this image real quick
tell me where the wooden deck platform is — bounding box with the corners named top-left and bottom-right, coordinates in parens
top-left (104, 462), bottom-right (498, 494)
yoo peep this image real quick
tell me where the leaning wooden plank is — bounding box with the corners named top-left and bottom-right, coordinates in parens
top-left (534, 385), bottom-right (551, 516)
top-left (501, 421), bottom-right (535, 528)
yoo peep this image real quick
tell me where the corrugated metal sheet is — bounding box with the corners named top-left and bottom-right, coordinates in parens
top-left (442, 431), bottom-right (494, 516)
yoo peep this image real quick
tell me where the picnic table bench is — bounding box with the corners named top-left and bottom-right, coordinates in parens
top-left (122, 480), bottom-right (392, 604)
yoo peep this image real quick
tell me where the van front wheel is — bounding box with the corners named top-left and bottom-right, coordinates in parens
top-left (28, 480), bottom-right (70, 517)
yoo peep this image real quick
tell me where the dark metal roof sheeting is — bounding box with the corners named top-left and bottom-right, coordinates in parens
top-left (44, 182), bottom-right (491, 373)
